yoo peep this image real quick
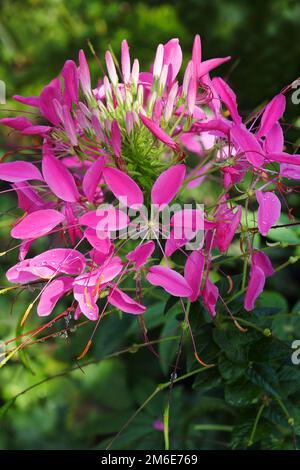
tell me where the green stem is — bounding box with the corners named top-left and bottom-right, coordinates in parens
top-left (247, 403), bottom-right (265, 446)
top-left (194, 424), bottom-right (233, 432)
top-left (163, 402), bottom-right (170, 450)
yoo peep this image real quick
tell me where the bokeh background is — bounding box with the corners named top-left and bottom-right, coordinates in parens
top-left (0, 0), bottom-right (299, 450)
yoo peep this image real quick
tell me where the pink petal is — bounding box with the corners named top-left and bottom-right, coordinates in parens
top-left (0, 116), bottom-right (33, 131)
top-left (171, 208), bottom-right (205, 240)
top-left (256, 190), bottom-right (281, 236)
top-left (140, 114), bottom-right (180, 151)
top-left (19, 240), bottom-right (33, 261)
top-left (84, 227), bottom-right (111, 254)
top-left (39, 79), bottom-right (62, 125)
top-left (75, 257), bottom-right (122, 286)
top-left (73, 284), bottom-right (99, 321)
top-left (126, 241), bottom-right (155, 269)
top-left (163, 38), bottom-right (182, 82)
top-left (37, 276), bottom-right (73, 316)
top-left (42, 150), bottom-right (80, 202)
top-left (252, 251), bottom-right (274, 277)
top-left (215, 206), bottom-right (242, 252)
top-left (266, 152), bottom-right (300, 166)
top-left (165, 230), bottom-right (188, 257)
top-left (82, 156), bottom-right (105, 202)
top-left (108, 287), bottom-right (146, 314)
top-left (79, 49), bottom-right (92, 96)
top-left (244, 264), bottom-right (265, 311)
top-left (280, 163), bottom-right (300, 179)
top-left (11, 209), bottom-right (64, 240)
top-left (6, 259), bottom-right (40, 284)
top-left (13, 95), bottom-right (40, 108)
top-left (103, 167), bottom-right (144, 208)
top-left (231, 124), bottom-right (264, 168)
top-left (101, 256), bottom-right (123, 283)
top-left (203, 278), bottom-right (219, 317)
top-left (192, 35), bottom-right (202, 78)
top-left (193, 118), bottom-right (232, 135)
top-left (13, 182), bottom-right (48, 213)
top-left (79, 207), bottom-right (130, 232)
top-left (146, 265), bottom-right (192, 297)
top-left (184, 251), bottom-right (205, 302)
top-left (257, 94), bottom-right (286, 138)
top-left (22, 125), bottom-right (51, 135)
top-left (61, 59), bottom-right (79, 106)
top-left (121, 40), bottom-right (131, 83)
top-left (265, 123), bottom-right (284, 154)
top-left (212, 77), bottom-right (241, 124)
top-left (0, 161), bottom-right (43, 182)
top-left (111, 119), bottom-right (122, 158)
top-left (30, 248), bottom-right (86, 278)
top-left (151, 165), bottom-right (186, 209)
top-left (62, 105), bottom-right (78, 146)
top-left (198, 57), bottom-right (231, 78)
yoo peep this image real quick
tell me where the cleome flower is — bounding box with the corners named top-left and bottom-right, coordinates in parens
top-left (0, 34), bottom-right (299, 363)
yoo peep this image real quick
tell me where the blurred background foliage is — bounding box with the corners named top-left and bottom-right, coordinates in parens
top-left (0, 0), bottom-right (300, 450)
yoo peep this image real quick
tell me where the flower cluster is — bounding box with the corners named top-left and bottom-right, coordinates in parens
top-left (0, 35), bottom-right (299, 337)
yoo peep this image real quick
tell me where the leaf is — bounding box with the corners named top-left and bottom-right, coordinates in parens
top-left (159, 314), bottom-right (181, 375)
top-left (225, 379), bottom-right (261, 407)
top-left (193, 367), bottom-right (222, 392)
top-left (163, 295), bottom-right (179, 315)
top-left (218, 354), bottom-right (246, 382)
top-left (245, 365), bottom-right (280, 398)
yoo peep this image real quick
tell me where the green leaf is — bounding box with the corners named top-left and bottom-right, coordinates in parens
top-left (225, 379), bottom-right (261, 407)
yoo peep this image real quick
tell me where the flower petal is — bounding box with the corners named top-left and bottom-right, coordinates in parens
top-left (30, 248), bottom-right (86, 278)
top-left (11, 209), bottom-right (64, 240)
top-left (0, 161), bottom-right (43, 182)
top-left (244, 264), bottom-right (265, 311)
top-left (265, 123), bottom-right (284, 154)
top-left (0, 116), bottom-right (33, 131)
top-left (231, 124), bottom-right (264, 168)
top-left (37, 277), bottom-right (73, 316)
top-left (257, 94), bottom-right (286, 138)
top-left (266, 152), bottom-right (300, 166)
top-left (140, 114), bottom-right (179, 151)
top-left (82, 156), bottom-right (105, 203)
top-left (198, 57), bottom-right (231, 78)
top-left (151, 165), bottom-right (186, 209)
top-left (126, 241), bottom-right (155, 269)
top-left (108, 287), bottom-right (146, 314)
top-left (84, 227), bottom-right (111, 254)
top-left (163, 38), bottom-right (182, 82)
top-left (184, 251), bottom-right (205, 302)
top-left (212, 77), bottom-right (241, 124)
top-left (103, 166), bottom-right (144, 208)
top-left (215, 206), bottom-right (242, 253)
top-left (79, 207), bottom-right (130, 232)
top-left (256, 190), bottom-right (281, 236)
top-left (61, 59), bottom-right (79, 106)
top-left (203, 278), bottom-right (219, 317)
top-left (6, 260), bottom-right (40, 284)
top-left (252, 251), bottom-right (274, 277)
top-left (280, 163), bottom-right (300, 179)
top-left (171, 208), bottom-right (205, 240)
top-left (146, 265), bottom-right (192, 297)
top-left (42, 150), bottom-right (80, 202)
